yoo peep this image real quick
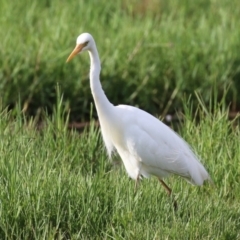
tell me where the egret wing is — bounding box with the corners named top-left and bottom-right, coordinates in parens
top-left (117, 105), bottom-right (210, 185)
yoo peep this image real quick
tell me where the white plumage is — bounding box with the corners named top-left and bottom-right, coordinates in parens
top-left (67, 33), bottom-right (211, 202)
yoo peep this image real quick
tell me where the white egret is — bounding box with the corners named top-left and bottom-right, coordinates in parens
top-left (67, 33), bottom-right (211, 208)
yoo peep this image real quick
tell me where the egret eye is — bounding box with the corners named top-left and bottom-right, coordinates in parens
top-left (83, 41), bottom-right (89, 47)
top-left (66, 32), bottom-right (212, 211)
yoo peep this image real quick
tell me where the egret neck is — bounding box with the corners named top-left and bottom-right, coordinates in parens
top-left (88, 45), bottom-right (115, 122)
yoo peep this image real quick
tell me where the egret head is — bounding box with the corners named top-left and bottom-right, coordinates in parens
top-left (66, 33), bottom-right (94, 62)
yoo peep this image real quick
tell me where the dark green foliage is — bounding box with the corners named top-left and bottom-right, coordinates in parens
top-left (0, 0), bottom-right (240, 121)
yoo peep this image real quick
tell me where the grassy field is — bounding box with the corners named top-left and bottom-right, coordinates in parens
top-left (0, 0), bottom-right (240, 120)
top-left (0, 90), bottom-right (240, 239)
top-left (1, 0), bottom-right (240, 239)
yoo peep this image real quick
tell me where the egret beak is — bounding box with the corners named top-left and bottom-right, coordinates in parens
top-left (66, 43), bottom-right (85, 62)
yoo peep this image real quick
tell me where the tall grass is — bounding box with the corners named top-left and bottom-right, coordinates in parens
top-left (0, 1), bottom-right (240, 238)
top-left (0, 91), bottom-right (239, 239)
top-left (0, 0), bottom-right (240, 120)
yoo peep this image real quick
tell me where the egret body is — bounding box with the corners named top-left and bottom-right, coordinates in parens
top-left (67, 33), bottom-right (211, 206)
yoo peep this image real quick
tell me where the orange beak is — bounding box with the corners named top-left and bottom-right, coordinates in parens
top-left (66, 43), bottom-right (86, 62)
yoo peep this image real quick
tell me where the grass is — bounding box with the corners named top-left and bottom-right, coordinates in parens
top-left (0, 0), bottom-right (240, 238)
top-left (0, 90), bottom-right (239, 239)
top-left (0, 0), bottom-right (240, 120)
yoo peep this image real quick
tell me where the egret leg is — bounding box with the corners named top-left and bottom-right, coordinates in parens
top-left (134, 175), bottom-right (140, 192)
top-left (158, 178), bottom-right (178, 210)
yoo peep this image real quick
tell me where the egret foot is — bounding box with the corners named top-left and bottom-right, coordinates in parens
top-left (158, 178), bottom-right (178, 211)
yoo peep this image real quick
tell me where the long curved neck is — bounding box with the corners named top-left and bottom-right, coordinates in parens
top-left (88, 45), bottom-right (114, 117)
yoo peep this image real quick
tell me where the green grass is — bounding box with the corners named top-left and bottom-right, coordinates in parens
top-left (0, 0), bottom-right (240, 120)
top-left (0, 91), bottom-right (239, 239)
top-left (0, 1), bottom-right (240, 238)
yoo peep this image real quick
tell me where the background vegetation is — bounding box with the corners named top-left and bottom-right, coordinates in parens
top-left (0, 0), bottom-right (240, 121)
top-left (0, 0), bottom-right (240, 239)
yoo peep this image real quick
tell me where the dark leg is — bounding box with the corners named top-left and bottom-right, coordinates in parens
top-left (158, 178), bottom-right (178, 210)
top-left (134, 175), bottom-right (140, 192)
